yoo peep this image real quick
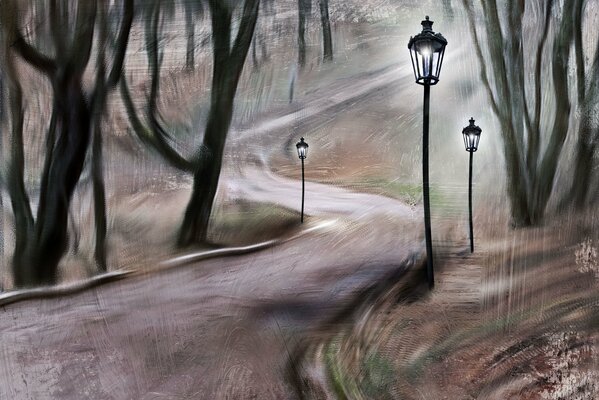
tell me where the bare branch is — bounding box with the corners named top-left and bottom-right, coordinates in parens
top-left (230, 0), bottom-right (261, 73)
top-left (11, 34), bottom-right (56, 75)
top-left (573, 0), bottom-right (585, 103)
top-left (461, 0), bottom-right (501, 117)
top-left (119, 74), bottom-right (195, 173)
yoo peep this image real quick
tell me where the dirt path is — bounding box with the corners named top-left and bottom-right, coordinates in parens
top-left (0, 62), bottom-right (425, 399)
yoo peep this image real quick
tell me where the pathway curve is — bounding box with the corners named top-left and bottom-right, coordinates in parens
top-left (0, 63), bottom-right (423, 399)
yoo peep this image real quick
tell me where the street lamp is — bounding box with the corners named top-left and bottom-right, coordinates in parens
top-left (296, 137), bottom-right (309, 223)
top-left (462, 117), bottom-right (481, 253)
top-left (408, 16), bottom-right (447, 289)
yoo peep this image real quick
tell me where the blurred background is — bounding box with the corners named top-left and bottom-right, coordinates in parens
top-left (0, 0), bottom-right (597, 398)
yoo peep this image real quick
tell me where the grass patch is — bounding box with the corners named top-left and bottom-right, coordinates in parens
top-left (324, 339), bottom-right (396, 400)
top-left (359, 350), bottom-right (396, 399)
top-left (324, 340), bottom-right (360, 400)
top-left (342, 177), bottom-right (445, 207)
top-left (209, 200), bottom-right (301, 246)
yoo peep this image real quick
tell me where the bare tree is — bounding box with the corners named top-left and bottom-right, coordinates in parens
top-left (462, 0), bottom-right (596, 226)
top-left (0, 0), bottom-right (133, 286)
top-left (121, 0), bottom-right (260, 246)
top-left (183, 0), bottom-right (205, 70)
top-left (319, 0), bottom-right (333, 62)
top-left (297, 0), bottom-right (311, 67)
top-left (297, 0), bottom-right (332, 65)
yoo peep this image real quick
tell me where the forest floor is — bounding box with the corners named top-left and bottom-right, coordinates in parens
top-left (305, 212), bottom-right (599, 400)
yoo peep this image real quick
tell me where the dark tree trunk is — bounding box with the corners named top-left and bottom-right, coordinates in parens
top-left (6, 73), bottom-right (34, 286)
top-left (25, 75), bottom-right (91, 285)
top-left (318, 0), bottom-right (332, 62)
top-left (178, 0), bottom-right (259, 246)
top-left (463, 0), bottom-right (576, 227)
top-left (571, 117), bottom-right (596, 208)
top-left (185, 1), bottom-right (195, 70)
top-left (91, 101), bottom-right (107, 272)
top-left (297, 0), bottom-right (309, 67)
top-left (178, 117), bottom-right (228, 245)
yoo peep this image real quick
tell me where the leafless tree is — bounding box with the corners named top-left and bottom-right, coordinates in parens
top-left (0, 0), bottom-right (133, 286)
top-left (121, 0), bottom-right (260, 246)
top-left (462, 0), bottom-right (597, 226)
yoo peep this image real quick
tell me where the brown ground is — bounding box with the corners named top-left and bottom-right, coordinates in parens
top-left (307, 211), bottom-right (599, 399)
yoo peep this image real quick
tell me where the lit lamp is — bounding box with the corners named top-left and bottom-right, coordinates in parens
top-left (296, 137), bottom-right (309, 223)
top-left (408, 16), bottom-right (447, 86)
top-left (462, 118), bottom-right (482, 253)
top-left (408, 16), bottom-right (447, 289)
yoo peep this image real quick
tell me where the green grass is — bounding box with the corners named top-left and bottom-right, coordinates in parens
top-left (209, 200), bottom-right (300, 246)
top-left (324, 339), bottom-right (396, 400)
top-left (324, 340), bottom-right (360, 400)
top-left (343, 177), bottom-right (445, 207)
top-left (359, 350), bottom-right (396, 399)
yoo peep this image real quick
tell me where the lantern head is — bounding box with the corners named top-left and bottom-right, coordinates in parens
top-left (408, 16), bottom-right (448, 85)
top-left (462, 117), bottom-right (482, 152)
top-left (296, 137), bottom-right (308, 159)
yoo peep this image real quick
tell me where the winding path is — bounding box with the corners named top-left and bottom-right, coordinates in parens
top-left (0, 64), bottom-right (423, 399)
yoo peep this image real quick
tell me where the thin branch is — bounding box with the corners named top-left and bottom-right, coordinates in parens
top-left (119, 74), bottom-right (195, 173)
top-left (461, 0), bottom-right (501, 117)
top-left (230, 0), bottom-right (261, 73)
top-left (573, 0), bottom-right (585, 103)
top-left (11, 34), bottom-right (56, 75)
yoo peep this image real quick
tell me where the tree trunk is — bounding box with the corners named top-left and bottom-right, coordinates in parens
top-left (571, 116), bottom-right (596, 208)
top-left (178, 0), bottom-right (259, 246)
top-left (318, 0), bottom-right (332, 62)
top-left (529, 0), bottom-right (575, 223)
top-left (298, 0), bottom-right (309, 67)
top-left (91, 103), bottom-right (107, 272)
top-left (6, 74), bottom-right (34, 286)
top-left (178, 125), bottom-right (227, 246)
top-left (178, 60), bottom-right (235, 246)
top-left (26, 75), bottom-right (91, 285)
top-left (185, 1), bottom-right (195, 70)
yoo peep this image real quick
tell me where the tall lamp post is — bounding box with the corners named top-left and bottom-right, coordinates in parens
top-left (296, 137), bottom-right (309, 223)
top-left (408, 16), bottom-right (447, 289)
top-left (462, 118), bottom-right (482, 253)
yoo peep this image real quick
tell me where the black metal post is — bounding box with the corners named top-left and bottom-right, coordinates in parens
top-left (468, 150), bottom-right (474, 253)
top-left (301, 157), bottom-right (305, 223)
top-left (422, 83), bottom-right (434, 288)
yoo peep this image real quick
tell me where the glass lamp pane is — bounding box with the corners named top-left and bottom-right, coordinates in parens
top-left (469, 133), bottom-right (476, 149)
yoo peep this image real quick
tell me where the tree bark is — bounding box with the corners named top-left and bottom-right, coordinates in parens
top-left (318, 0), bottom-right (332, 62)
top-left (5, 68), bottom-right (34, 286)
top-left (298, 0), bottom-right (309, 67)
top-left (184, 0), bottom-right (195, 70)
top-left (91, 114), bottom-right (107, 271)
top-left (26, 75), bottom-right (92, 285)
top-left (530, 0), bottom-right (575, 223)
top-left (571, 117), bottom-right (596, 208)
top-left (178, 0), bottom-right (259, 246)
